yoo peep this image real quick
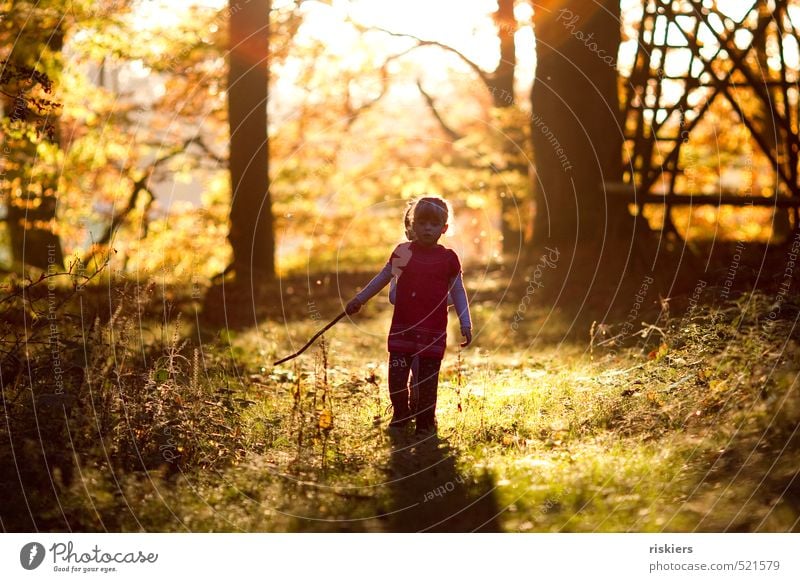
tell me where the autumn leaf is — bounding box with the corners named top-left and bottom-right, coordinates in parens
top-left (648, 343), bottom-right (669, 361)
top-left (709, 379), bottom-right (728, 393)
top-left (318, 408), bottom-right (333, 430)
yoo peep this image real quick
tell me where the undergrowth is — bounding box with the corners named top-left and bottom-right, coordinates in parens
top-left (1, 272), bottom-right (797, 532)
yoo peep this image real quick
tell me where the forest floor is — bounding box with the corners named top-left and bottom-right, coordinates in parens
top-left (2, 245), bottom-right (800, 532)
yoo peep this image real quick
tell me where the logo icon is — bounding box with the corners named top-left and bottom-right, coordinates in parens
top-left (20, 542), bottom-right (46, 570)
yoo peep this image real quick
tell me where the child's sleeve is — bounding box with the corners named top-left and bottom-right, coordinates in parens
top-left (388, 277), bottom-right (397, 305)
top-left (450, 274), bottom-right (471, 330)
top-left (354, 257), bottom-right (394, 304)
top-left (448, 251), bottom-right (471, 329)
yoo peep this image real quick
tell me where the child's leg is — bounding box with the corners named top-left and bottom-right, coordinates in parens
top-left (388, 353), bottom-right (413, 426)
top-left (408, 356), bottom-right (420, 418)
top-left (414, 357), bottom-right (442, 432)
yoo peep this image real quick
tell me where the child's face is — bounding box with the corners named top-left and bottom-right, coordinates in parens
top-left (412, 212), bottom-right (448, 246)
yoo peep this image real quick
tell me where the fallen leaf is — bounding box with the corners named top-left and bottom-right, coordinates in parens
top-left (318, 408), bottom-right (333, 430)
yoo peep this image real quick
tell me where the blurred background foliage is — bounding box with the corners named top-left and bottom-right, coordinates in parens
top-left (1, 0), bottom-right (797, 281)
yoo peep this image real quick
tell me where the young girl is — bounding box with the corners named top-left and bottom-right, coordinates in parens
top-left (387, 202), bottom-right (455, 420)
top-left (346, 197), bottom-right (472, 435)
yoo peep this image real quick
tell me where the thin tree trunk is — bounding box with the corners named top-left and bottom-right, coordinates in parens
top-left (754, 4), bottom-right (792, 241)
top-left (493, 0), bottom-right (526, 256)
top-left (228, 0), bottom-right (274, 285)
top-left (492, 0), bottom-right (516, 109)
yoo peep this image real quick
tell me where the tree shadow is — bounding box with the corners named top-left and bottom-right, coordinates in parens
top-left (199, 271), bottom-right (377, 332)
top-left (381, 431), bottom-right (503, 532)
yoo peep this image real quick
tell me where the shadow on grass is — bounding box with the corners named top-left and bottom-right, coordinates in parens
top-left (382, 431), bottom-right (502, 532)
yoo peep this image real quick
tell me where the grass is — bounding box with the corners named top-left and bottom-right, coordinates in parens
top-left (1, 270), bottom-right (798, 532)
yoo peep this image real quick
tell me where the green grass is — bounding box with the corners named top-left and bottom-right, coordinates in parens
top-left (4, 282), bottom-right (799, 532)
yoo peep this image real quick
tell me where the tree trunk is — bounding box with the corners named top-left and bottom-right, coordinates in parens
top-left (492, 0), bottom-right (516, 109)
top-left (228, 0), bottom-right (274, 285)
top-left (530, 0), bottom-right (627, 248)
top-left (493, 0), bottom-right (526, 256)
top-left (754, 4), bottom-right (792, 242)
top-left (2, 1), bottom-right (65, 271)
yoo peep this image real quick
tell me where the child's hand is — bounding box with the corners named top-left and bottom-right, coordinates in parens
top-left (345, 298), bottom-right (362, 315)
top-left (460, 327), bottom-right (472, 347)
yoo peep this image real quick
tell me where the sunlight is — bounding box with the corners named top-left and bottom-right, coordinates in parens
top-left (130, 0), bottom-right (188, 30)
top-left (132, 0), bottom-right (535, 96)
top-left (715, 0), bottom-right (755, 23)
top-left (346, 0), bottom-right (501, 71)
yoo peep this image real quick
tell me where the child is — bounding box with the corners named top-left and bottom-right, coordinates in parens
top-left (387, 201), bottom-right (455, 420)
top-left (346, 196), bottom-right (472, 435)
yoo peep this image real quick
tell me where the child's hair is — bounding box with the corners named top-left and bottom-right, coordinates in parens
top-left (403, 202), bottom-right (415, 240)
top-left (409, 196), bottom-right (449, 227)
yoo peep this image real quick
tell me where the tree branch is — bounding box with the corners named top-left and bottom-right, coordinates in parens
top-left (357, 24), bottom-right (493, 91)
top-left (343, 47), bottom-right (417, 129)
top-left (415, 78), bottom-right (463, 141)
top-left (186, 135), bottom-right (227, 165)
top-left (82, 136), bottom-right (203, 265)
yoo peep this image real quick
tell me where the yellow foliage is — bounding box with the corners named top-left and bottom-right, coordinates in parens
top-left (318, 408), bottom-right (333, 431)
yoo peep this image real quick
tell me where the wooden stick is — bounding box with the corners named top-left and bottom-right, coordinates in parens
top-left (273, 311), bottom-right (347, 366)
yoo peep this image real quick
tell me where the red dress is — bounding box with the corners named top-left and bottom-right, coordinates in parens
top-left (387, 242), bottom-right (461, 359)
